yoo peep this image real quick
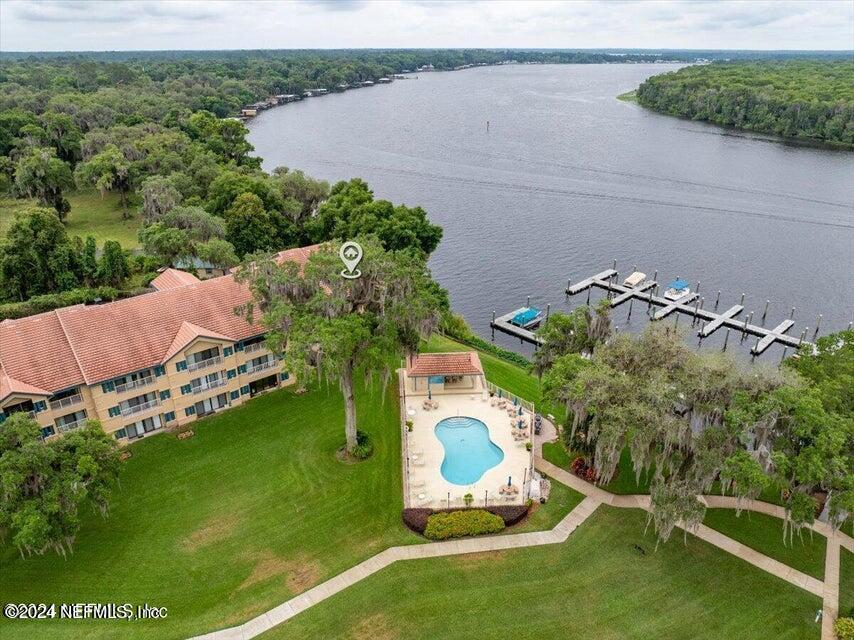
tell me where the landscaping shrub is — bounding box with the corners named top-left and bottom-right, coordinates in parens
top-left (437, 326), bottom-right (531, 369)
top-left (350, 430), bottom-right (374, 460)
top-left (424, 509), bottom-right (505, 540)
top-left (403, 504), bottom-right (529, 534)
top-left (571, 456), bottom-right (598, 483)
top-left (835, 617), bottom-right (854, 640)
top-left (402, 508), bottom-right (432, 533)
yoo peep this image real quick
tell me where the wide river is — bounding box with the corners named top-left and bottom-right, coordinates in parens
top-left (248, 64), bottom-right (854, 358)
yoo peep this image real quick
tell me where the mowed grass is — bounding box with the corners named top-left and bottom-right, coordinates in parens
top-left (0, 381), bottom-right (418, 640)
top-left (0, 191), bottom-right (141, 247)
top-left (842, 548), bottom-right (854, 618)
top-left (261, 506), bottom-right (822, 640)
top-left (702, 509), bottom-right (826, 580)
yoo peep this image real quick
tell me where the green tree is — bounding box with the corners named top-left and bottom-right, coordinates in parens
top-left (97, 240), bottom-right (129, 287)
top-left (0, 413), bottom-right (120, 558)
top-left (140, 175), bottom-right (182, 223)
top-left (195, 238), bottom-right (239, 271)
top-left (224, 192), bottom-right (277, 257)
top-left (13, 147), bottom-right (73, 220)
top-left (237, 238), bottom-right (441, 453)
top-left (74, 144), bottom-right (132, 218)
top-left (138, 223), bottom-right (191, 266)
top-left (81, 235), bottom-right (99, 286)
top-left (308, 179), bottom-right (442, 255)
top-left (533, 301), bottom-right (612, 377)
top-left (0, 207), bottom-right (79, 300)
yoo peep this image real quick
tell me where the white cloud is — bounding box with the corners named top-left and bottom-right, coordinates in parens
top-left (1, 0), bottom-right (852, 52)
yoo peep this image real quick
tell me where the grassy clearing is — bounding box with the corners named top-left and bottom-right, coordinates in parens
top-left (261, 506), bottom-right (821, 640)
top-left (702, 509), bottom-right (826, 580)
top-left (0, 381), bottom-right (417, 640)
top-left (0, 191), bottom-right (141, 247)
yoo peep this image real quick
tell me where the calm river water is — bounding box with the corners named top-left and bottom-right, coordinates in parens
top-left (248, 64), bottom-right (854, 358)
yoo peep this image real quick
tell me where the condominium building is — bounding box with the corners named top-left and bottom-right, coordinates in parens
top-left (0, 245), bottom-right (319, 443)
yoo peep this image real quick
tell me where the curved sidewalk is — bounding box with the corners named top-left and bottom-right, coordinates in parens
top-left (190, 459), bottom-right (850, 640)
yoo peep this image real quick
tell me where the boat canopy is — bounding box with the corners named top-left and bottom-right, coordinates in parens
top-left (511, 307), bottom-right (540, 326)
top-left (666, 279), bottom-right (689, 290)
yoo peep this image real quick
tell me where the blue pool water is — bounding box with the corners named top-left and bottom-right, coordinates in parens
top-left (435, 416), bottom-right (504, 485)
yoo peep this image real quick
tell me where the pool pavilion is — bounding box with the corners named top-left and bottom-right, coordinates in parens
top-left (400, 352), bottom-right (534, 509)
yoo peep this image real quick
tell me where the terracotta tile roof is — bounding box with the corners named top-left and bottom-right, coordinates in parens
top-left (0, 245), bottom-right (320, 393)
top-left (150, 269), bottom-right (200, 291)
top-left (162, 321), bottom-right (234, 363)
top-left (0, 365), bottom-right (51, 401)
top-left (406, 352), bottom-right (484, 377)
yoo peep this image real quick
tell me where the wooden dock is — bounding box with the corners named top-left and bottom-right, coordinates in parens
top-left (490, 308), bottom-right (544, 347)
top-left (561, 266), bottom-right (813, 354)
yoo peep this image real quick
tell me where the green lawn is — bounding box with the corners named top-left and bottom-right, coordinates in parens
top-left (0, 381), bottom-right (418, 640)
top-left (703, 509), bottom-right (826, 580)
top-left (261, 506), bottom-right (822, 640)
top-left (0, 191), bottom-right (141, 247)
top-left (842, 548), bottom-right (854, 618)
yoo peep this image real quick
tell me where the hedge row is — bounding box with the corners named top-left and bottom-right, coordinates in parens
top-left (403, 504), bottom-right (529, 535)
top-left (424, 509), bottom-right (505, 540)
top-left (0, 286), bottom-right (152, 320)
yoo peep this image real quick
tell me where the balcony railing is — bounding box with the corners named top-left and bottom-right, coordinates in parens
top-left (120, 398), bottom-right (160, 417)
top-left (187, 355), bottom-right (222, 372)
top-left (115, 376), bottom-right (155, 395)
top-left (57, 417), bottom-right (87, 433)
top-left (192, 378), bottom-right (227, 394)
top-left (243, 342), bottom-right (266, 354)
top-left (247, 359), bottom-right (277, 375)
top-left (50, 394), bottom-right (83, 411)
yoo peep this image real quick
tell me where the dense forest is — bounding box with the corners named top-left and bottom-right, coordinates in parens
top-left (636, 60), bottom-right (854, 146)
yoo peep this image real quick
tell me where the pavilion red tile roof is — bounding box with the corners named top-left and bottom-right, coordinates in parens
top-left (0, 245), bottom-right (320, 397)
top-left (406, 352), bottom-right (484, 377)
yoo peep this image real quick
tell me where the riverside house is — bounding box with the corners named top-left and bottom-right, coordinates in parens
top-left (0, 245), bottom-right (318, 443)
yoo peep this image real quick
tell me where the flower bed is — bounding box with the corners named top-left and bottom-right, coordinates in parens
top-left (571, 456), bottom-right (599, 483)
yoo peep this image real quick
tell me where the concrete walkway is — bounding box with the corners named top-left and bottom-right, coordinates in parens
top-left (191, 458), bottom-right (851, 640)
top-left (190, 496), bottom-right (602, 640)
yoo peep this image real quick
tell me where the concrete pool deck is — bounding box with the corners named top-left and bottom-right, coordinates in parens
top-left (403, 391), bottom-right (533, 508)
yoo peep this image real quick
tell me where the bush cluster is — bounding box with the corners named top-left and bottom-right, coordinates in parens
top-left (424, 509), bottom-right (505, 540)
top-left (0, 286), bottom-right (151, 320)
top-left (835, 618), bottom-right (854, 640)
top-left (350, 430), bottom-right (374, 460)
top-left (403, 504), bottom-right (529, 534)
top-left (571, 456), bottom-right (598, 483)
top-left (438, 322), bottom-right (531, 369)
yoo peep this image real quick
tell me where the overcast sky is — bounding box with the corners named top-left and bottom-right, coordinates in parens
top-left (1, 0), bottom-right (852, 52)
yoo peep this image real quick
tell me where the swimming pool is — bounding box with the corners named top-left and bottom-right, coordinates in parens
top-left (435, 416), bottom-right (504, 485)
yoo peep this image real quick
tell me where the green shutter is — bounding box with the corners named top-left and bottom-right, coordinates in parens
top-left (237, 364), bottom-right (247, 374)
top-left (164, 411), bottom-right (176, 422)
top-left (108, 406), bottom-right (121, 418)
top-left (33, 401), bottom-right (47, 413)
top-left (223, 346), bottom-right (233, 357)
top-left (240, 385), bottom-right (250, 396)
top-left (159, 389), bottom-right (171, 400)
top-left (102, 380), bottom-right (116, 393)
top-left (227, 369), bottom-right (237, 379)
top-left (176, 360), bottom-right (187, 372)
top-left (185, 406), bottom-right (196, 416)
top-left (235, 341), bottom-right (244, 352)
top-left (180, 384), bottom-right (192, 395)
top-left (154, 365), bottom-right (166, 376)
top-left (279, 372), bottom-right (289, 381)
top-left (230, 390), bottom-right (240, 400)
top-left (114, 428), bottom-right (127, 439)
